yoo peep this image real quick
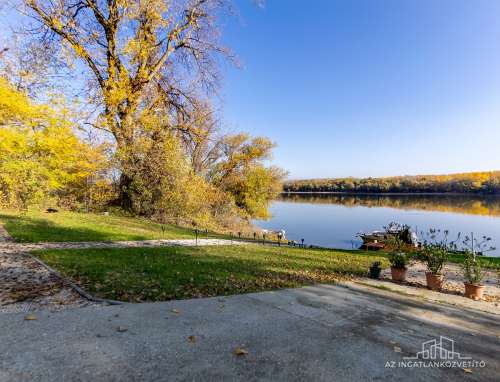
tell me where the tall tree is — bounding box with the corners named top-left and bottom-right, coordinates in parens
top-left (23, 0), bottom-right (230, 207)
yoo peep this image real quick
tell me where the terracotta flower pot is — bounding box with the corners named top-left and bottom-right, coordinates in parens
top-left (464, 283), bottom-right (485, 300)
top-left (390, 267), bottom-right (407, 282)
top-left (425, 272), bottom-right (444, 291)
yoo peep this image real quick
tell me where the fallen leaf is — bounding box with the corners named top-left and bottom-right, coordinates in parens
top-left (117, 326), bottom-right (128, 332)
top-left (172, 309), bottom-right (180, 314)
top-left (234, 347), bottom-right (248, 356)
top-left (393, 346), bottom-right (402, 353)
top-left (188, 335), bottom-right (197, 343)
top-left (24, 314), bottom-right (37, 321)
top-left (463, 368), bottom-right (473, 373)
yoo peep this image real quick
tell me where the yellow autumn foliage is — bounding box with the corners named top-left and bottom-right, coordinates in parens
top-left (0, 77), bottom-right (110, 209)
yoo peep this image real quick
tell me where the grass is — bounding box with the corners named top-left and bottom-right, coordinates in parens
top-left (0, 210), bottom-right (196, 242)
top-left (447, 253), bottom-right (500, 269)
top-left (34, 245), bottom-right (389, 302)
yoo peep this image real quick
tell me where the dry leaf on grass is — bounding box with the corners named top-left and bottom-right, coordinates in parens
top-left (24, 314), bottom-right (37, 321)
top-left (234, 347), bottom-right (248, 356)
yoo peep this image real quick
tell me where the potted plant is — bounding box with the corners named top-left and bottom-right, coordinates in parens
top-left (418, 239), bottom-right (451, 291)
top-left (463, 254), bottom-right (486, 299)
top-left (416, 228), bottom-right (465, 291)
top-left (421, 244), bottom-right (447, 291)
top-left (369, 261), bottom-right (382, 279)
top-left (460, 233), bottom-right (496, 299)
top-left (388, 252), bottom-right (408, 282)
top-left (386, 233), bottom-right (409, 282)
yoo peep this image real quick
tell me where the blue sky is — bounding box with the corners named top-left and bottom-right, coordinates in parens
top-left (220, 0), bottom-right (500, 179)
top-left (2, 1), bottom-right (500, 179)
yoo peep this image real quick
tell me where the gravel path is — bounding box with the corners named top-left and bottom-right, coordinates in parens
top-left (0, 238), bottom-right (246, 254)
top-left (0, 250), bottom-right (100, 313)
top-left (0, 237), bottom-right (246, 313)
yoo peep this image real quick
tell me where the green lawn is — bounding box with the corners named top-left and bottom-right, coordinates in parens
top-left (0, 210), bottom-right (196, 242)
top-left (447, 253), bottom-right (500, 269)
top-left (34, 245), bottom-right (388, 302)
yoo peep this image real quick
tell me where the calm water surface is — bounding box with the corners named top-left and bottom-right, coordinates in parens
top-left (255, 194), bottom-right (500, 257)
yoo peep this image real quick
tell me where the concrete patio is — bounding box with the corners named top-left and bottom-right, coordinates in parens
top-left (1, 282), bottom-right (498, 381)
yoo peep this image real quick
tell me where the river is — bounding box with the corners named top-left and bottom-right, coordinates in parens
top-left (255, 194), bottom-right (500, 257)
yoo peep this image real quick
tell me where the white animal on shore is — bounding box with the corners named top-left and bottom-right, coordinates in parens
top-left (262, 229), bottom-right (286, 239)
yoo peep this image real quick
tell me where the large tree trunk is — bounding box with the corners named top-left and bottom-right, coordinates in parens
top-left (114, 124), bottom-right (137, 212)
top-left (118, 172), bottom-right (134, 211)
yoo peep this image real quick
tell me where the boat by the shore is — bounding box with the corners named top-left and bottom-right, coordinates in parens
top-left (358, 224), bottom-right (419, 249)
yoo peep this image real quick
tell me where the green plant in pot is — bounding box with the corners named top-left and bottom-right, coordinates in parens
top-left (387, 234), bottom-right (409, 282)
top-left (388, 252), bottom-right (408, 282)
top-left (461, 234), bottom-right (495, 299)
top-left (419, 244), bottom-right (448, 291)
top-left (369, 261), bottom-right (382, 279)
top-left (463, 254), bottom-right (486, 299)
top-left (416, 229), bottom-right (456, 291)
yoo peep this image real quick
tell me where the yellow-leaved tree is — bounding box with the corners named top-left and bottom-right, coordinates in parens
top-left (0, 77), bottom-right (110, 209)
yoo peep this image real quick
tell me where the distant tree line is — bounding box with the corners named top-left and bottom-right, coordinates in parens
top-left (279, 193), bottom-right (500, 217)
top-left (283, 172), bottom-right (500, 194)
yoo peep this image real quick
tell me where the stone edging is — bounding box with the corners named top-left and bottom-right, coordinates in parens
top-left (24, 252), bottom-right (124, 306)
top-left (0, 224), bottom-right (13, 242)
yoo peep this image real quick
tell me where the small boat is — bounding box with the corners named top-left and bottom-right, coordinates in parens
top-left (358, 224), bottom-right (419, 248)
top-left (359, 230), bottom-right (392, 244)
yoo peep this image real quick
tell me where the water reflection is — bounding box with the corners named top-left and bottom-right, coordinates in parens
top-left (255, 194), bottom-right (500, 256)
top-left (280, 193), bottom-right (500, 217)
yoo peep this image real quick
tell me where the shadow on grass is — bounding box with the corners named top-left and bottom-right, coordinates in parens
top-left (0, 213), bottom-right (156, 243)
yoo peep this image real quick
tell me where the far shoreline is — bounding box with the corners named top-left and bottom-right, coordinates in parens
top-left (281, 191), bottom-right (500, 197)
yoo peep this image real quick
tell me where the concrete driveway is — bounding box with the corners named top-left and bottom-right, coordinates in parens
top-left (1, 282), bottom-right (498, 382)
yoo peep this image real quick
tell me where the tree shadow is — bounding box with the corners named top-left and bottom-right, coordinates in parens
top-left (0, 213), bottom-right (150, 243)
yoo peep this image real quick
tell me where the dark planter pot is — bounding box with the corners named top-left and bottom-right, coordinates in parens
top-left (369, 266), bottom-right (382, 279)
top-left (425, 272), bottom-right (444, 291)
top-left (390, 267), bottom-right (407, 282)
top-left (464, 283), bottom-right (485, 300)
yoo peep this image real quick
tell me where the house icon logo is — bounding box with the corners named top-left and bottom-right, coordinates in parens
top-left (404, 336), bottom-right (471, 360)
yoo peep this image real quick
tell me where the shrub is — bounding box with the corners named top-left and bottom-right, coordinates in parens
top-left (388, 252), bottom-right (407, 269)
top-left (417, 243), bottom-right (449, 275)
top-left (463, 254), bottom-right (485, 285)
